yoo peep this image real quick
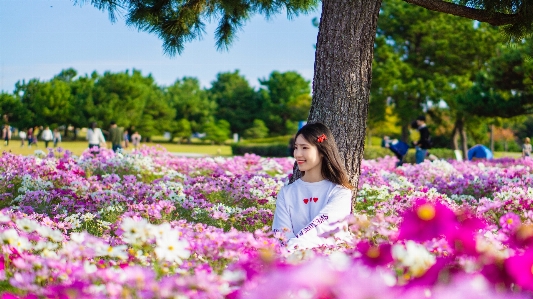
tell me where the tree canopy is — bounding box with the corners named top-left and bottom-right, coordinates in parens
top-left (83, 0), bottom-right (533, 55)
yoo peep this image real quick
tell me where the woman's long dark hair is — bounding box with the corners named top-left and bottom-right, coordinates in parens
top-left (295, 122), bottom-right (353, 189)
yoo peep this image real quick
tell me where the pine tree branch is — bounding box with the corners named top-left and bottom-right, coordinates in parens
top-left (403, 0), bottom-right (520, 26)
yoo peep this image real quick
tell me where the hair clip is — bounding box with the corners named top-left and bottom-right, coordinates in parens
top-left (317, 134), bottom-right (327, 143)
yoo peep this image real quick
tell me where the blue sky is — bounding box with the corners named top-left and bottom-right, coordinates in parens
top-left (0, 0), bottom-right (320, 93)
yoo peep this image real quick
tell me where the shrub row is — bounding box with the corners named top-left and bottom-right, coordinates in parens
top-left (232, 143), bottom-right (457, 161)
top-left (231, 143), bottom-right (289, 157)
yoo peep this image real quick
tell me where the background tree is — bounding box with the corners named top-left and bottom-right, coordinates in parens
top-left (166, 77), bottom-right (215, 140)
top-left (375, 0), bottom-right (500, 158)
top-left (14, 78), bottom-right (72, 129)
top-left (137, 87), bottom-right (176, 140)
top-left (258, 71), bottom-right (312, 136)
top-left (244, 119), bottom-right (269, 139)
top-left (460, 41), bottom-right (533, 119)
top-left (0, 93), bottom-right (26, 129)
top-left (203, 119), bottom-right (231, 144)
top-left (208, 71), bottom-right (261, 135)
top-left (89, 69), bottom-right (154, 130)
top-left (67, 73), bottom-right (96, 139)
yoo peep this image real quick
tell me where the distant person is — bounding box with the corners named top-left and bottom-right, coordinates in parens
top-left (108, 121), bottom-right (123, 153)
top-left (412, 116), bottom-right (432, 164)
top-left (27, 127), bottom-right (34, 147)
top-left (382, 136), bottom-right (409, 167)
top-left (131, 131), bottom-right (141, 150)
top-left (18, 130), bottom-right (26, 147)
top-left (53, 129), bottom-right (61, 148)
top-left (86, 122), bottom-right (106, 149)
top-left (468, 144), bottom-right (493, 161)
top-left (41, 126), bottom-right (53, 148)
top-left (2, 124), bottom-right (11, 146)
top-left (523, 137), bottom-right (532, 158)
top-left (123, 130), bottom-right (129, 148)
top-left (30, 126), bottom-right (39, 147)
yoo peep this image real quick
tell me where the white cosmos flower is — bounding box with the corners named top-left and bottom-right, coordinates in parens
top-left (48, 229), bottom-right (64, 242)
top-left (0, 213), bottom-right (11, 223)
top-left (148, 222), bottom-right (172, 241)
top-left (0, 229), bottom-right (19, 246)
top-left (96, 244), bottom-right (129, 260)
top-left (15, 218), bottom-right (39, 233)
top-left (1, 229), bottom-right (31, 251)
top-left (70, 232), bottom-right (86, 244)
top-left (84, 261), bottom-right (97, 274)
top-left (154, 236), bottom-right (190, 264)
top-left (120, 217), bottom-right (149, 245)
top-left (392, 241), bottom-right (436, 278)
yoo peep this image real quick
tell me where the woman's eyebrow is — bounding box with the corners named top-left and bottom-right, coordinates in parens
top-left (294, 143), bottom-right (309, 146)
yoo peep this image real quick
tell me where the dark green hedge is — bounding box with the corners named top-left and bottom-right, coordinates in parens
top-left (240, 135), bottom-right (293, 144)
top-left (233, 143), bottom-right (458, 161)
top-left (231, 143), bottom-right (289, 157)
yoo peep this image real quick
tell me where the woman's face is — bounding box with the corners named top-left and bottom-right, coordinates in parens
top-left (294, 135), bottom-right (322, 173)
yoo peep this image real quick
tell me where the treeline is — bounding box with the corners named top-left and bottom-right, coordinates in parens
top-left (366, 0), bottom-right (533, 154)
top-left (0, 69), bottom-right (311, 143)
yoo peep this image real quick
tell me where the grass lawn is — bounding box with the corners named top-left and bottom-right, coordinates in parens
top-left (0, 139), bottom-right (523, 160)
top-left (0, 141), bottom-right (232, 157)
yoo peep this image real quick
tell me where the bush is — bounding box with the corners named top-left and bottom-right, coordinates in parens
top-left (233, 142), bottom-right (458, 162)
top-left (363, 146), bottom-right (392, 160)
top-left (203, 120), bottom-right (231, 144)
top-left (243, 120), bottom-right (269, 139)
top-left (241, 135), bottom-right (293, 144)
top-left (231, 143), bottom-right (289, 157)
top-left (403, 148), bottom-right (457, 163)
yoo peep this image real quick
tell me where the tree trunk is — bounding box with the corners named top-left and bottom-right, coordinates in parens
top-left (401, 123), bottom-right (410, 143)
top-left (490, 124), bottom-right (495, 153)
top-left (451, 120), bottom-right (459, 150)
top-left (291, 0), bottom-right (382, 193)
top-left (73, 127), bottom-right (78, 140)
top-left (459, 121), bottom-right (468, 160)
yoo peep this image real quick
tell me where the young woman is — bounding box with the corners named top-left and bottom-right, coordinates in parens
top-left (523, 137), bottom-right (532, 158)
top-left (86, 122), bottom-right (106, 149)
top-left (272, 122), bottom-right (353, 250)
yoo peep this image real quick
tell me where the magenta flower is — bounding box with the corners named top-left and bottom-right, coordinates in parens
top-left (397, 200), bottom-right (458, 242)
top-left (451, 211), bottom-right (486, 256)
top-left (500, 212), bottom-right (521, 232)
top-left (505, 250), bottom-right (533, 291)
top-left (356, 241), bottom-right (393, 267)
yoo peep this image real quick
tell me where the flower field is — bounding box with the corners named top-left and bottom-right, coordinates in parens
top-left (1, 146), bottom-right (533, 298)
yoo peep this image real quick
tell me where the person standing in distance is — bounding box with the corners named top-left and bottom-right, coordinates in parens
top-left (108, 121), bottom-right (123, 153)
top-left (41, 126), bottom-right (53, 148)
top-left (86, 122), bottom-right (106, 150)
top-left (412, 115), bottom-right (431, 164)
top-left (272, 122), bottom-right (353, 251)
top-left (523, 137), bottom-right (532, 158)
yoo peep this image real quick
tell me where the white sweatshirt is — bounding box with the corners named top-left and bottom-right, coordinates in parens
top-left (86, 128), bottom-right (106, 145)
top-left (272, 179), bottom-right (352, 250)
top-left (41, 129), bottom-right (53, 141)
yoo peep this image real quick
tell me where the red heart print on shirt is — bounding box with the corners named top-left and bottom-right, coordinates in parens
top-left (303, 198), bottom-right (309, 204)
top-left (313, 198), bottom-right (318, 202)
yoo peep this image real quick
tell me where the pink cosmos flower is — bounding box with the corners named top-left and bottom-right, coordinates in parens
top-left (500, 212), bottom-right (521, 232)
top-left (504, 249), bottom-right (533, 291)
top-left (451, 211), bottom-right (486, 256)
top-left (397, 200), bottom-right (457, 243)
top-left (356, 241), bottom-right (393, 267)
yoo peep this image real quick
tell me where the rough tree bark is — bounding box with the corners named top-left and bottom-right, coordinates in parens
top-left (291, 0), bottom-right (382, 196)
